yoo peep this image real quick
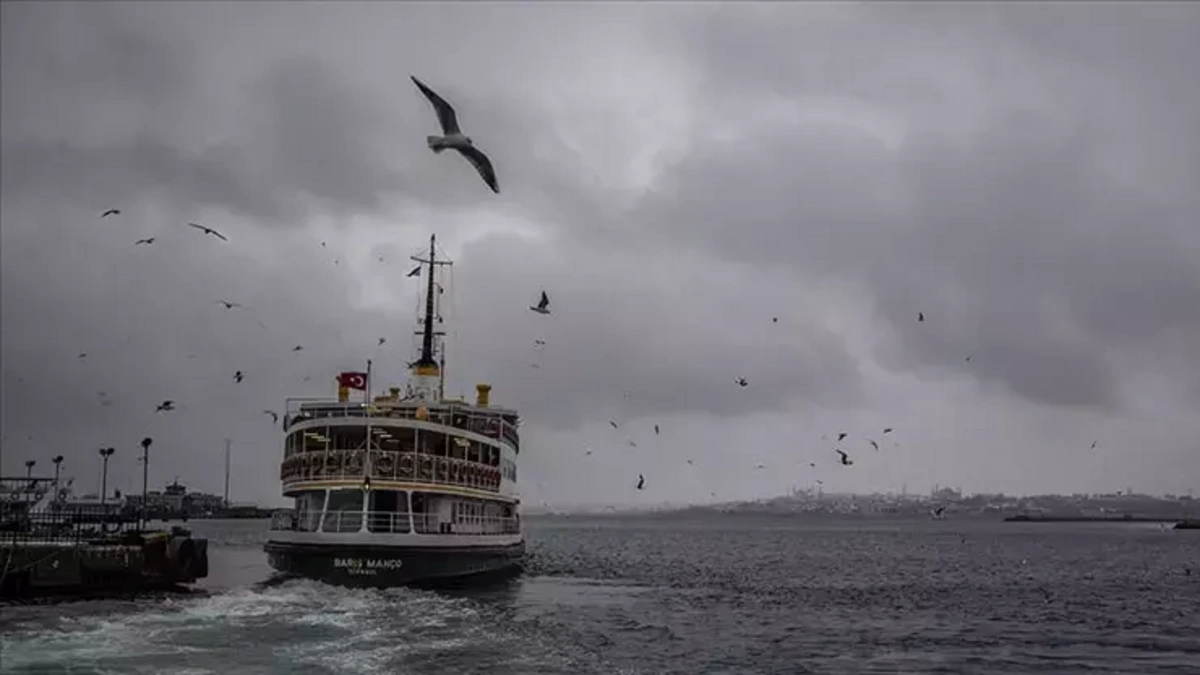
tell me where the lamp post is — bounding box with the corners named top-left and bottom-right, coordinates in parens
top-left (52, 455), bottom-right (64, 492)
top-left (140, 437), bottom-right (152, 530)
top-left (24, 459), bottom-right (35, 479)
top-left (99, 447), bottom-right (115, 506)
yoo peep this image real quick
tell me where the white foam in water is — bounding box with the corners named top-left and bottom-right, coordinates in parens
top-left (0, 579), bottom-right (558, 674)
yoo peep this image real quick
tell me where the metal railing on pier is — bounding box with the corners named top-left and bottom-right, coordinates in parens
top-left (1, 505), bottom-right (142, 546)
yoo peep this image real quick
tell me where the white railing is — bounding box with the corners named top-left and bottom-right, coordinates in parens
top-left (412, 513), bottom-right (521, 535)
top-left (280, 451), bottom-right (503, 492)
top-left (283, 401), bottom-right (520, 451)
top-left (270, 510), bottom-right (519, 536)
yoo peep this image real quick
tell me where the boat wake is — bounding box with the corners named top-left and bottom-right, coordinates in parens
top-left (0, 577), bottom-right (606, 674)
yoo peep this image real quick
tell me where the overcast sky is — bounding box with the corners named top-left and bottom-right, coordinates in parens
top-left (2, 2), bottom-right (1198, 509)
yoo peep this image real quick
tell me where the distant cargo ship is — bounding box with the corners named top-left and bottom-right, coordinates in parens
top-left (264, 234), bottom-right (524, 586)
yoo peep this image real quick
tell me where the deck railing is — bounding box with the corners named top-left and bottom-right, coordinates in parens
top-left (280, 450), bottom-right (503, 492)
top-left (283, 401), bottom-right (520, 451)
top-left (269, 510), bottom-right (519, 536)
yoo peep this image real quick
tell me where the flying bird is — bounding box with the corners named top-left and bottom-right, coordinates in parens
top-left (835, 449), bottom-right (853, 466)
top-left (412, 75), bottom-right (499, 193)
top-left (918, 312), bottom-right (925, 322)
top-left (188, 222), bottom-right (227, 241)
top-left (378, 337), bottom-right (386, 346)
top-left (135, 237), bottom-right (155, 245)
top-left (1090, 441), bottom-right (1098, 450)
top-left (868, 439), bottom-right (879, 451)
top-left (263, 410), bottom-right (279, 424)
top-left (735, 377), bottom-right (749, 387)
top-left (101, 209), bottom-right (120, 218)
top-left (530, 291), bottom-right (551, 315)
top-left (837, 432), bottom-right (848, 442)
top-left (654, 424), bottom-right (660, 435)
top-left (407, 265), bottom-right (421, 278)
top-left (155, 400), bottom-right (175, 413)
top-left (772, 317), bottom-right (778, 323)
top-left (609, 420), bottom-right (620, 429)
top-left (234, 371), bottom-right (244, 383)
top-left (292, 345), bottom-right (304, 352)
top-left (77, 353), bottom-right (87, 359)
top-left (533, 339), bottom-right (546, 348)
top-left (626, 440), bottom-right (637, 448)
top-left (883, 428), bottom-right (894, 434)
top-left (216, 300), bottom-right (242, 310)
top-left (636, 474), bottom-right (645, 491)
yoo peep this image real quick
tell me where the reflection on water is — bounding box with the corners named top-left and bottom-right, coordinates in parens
top-left (2, 515), bottom-right (1199, 674)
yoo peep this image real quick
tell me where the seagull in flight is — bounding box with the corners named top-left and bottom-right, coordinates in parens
top-left (918, 312), bottom-right (925, 323)
top-left (654, 424), bottom-right (660, 435)
top-left (378, 337), bottom-right (386, 347)
top-left (883, 427), bottom-right (894, 434)
top-left (234, 371), bottom-right (244, 383)
top-left (216, 300), bottom-right (242, 310)
top-left (530, 291), bottom-right (551, 315)
top-left (837, 432), bottom-right (848, 442)
top-left (412, 76), bottom-right (499, 193)
top-left (263, 410), bottom-right (279, 424)
top-left (868, 439), bottom-right (879, 451)
top-left (188, 222), bottom-right (227, 241)
top-left (101, 209), bottom-right (121, 218)
top-left (735, 377), bottom-right (749, 387)
top-left (292, 345), bottom-right (304, 352)
top-left (407, 265), bottom-right (421, 278)
top-left (155, 400), bottom-right (175, 413)
top-left (835, 449), bottom-right (853, 466)
top-left (609, 420), bottom-right (620, 429)
top-left (636, 474), bottom-right (645, 491)
top-left (135, 237), bottom-right (155, 245)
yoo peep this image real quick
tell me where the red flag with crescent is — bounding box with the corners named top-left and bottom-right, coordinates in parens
top-left (338, 372), bottom-right (367, 390)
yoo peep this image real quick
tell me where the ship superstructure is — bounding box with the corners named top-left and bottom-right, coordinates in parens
top-left (264, 235), bottom-right (524, 585)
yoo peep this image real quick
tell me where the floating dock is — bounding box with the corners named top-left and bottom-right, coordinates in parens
top-left (1, 505), bottom-right (208, 600)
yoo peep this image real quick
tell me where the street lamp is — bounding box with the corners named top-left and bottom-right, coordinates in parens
top-left (52, 455), bottom-right (64, 492)
top-left (24, 459), bottom-right (35, 479)
top-left (99, 447), bottom-right (115, 506)
top-left (140, 437), bottom-right (152, 530)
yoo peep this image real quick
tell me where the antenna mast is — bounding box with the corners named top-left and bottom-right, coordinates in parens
top-left (408, 234), bottom-right (453, 401)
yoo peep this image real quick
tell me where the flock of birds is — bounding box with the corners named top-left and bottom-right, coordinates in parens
top-left (15, 75), bottom-right (1104, 505)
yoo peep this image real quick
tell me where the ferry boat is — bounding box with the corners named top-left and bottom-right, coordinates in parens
top-left (264, 235), bottom-right (525, 586)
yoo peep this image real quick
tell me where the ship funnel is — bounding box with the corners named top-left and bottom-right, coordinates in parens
top-left (475, 383), bottom-right (492, 407)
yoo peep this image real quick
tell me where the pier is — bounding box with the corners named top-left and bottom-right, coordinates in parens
top-left (1, 477), bottom-right (209, 600)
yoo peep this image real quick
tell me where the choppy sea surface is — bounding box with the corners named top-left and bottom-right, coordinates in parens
top-left (2, 515), bottom-right (1198, 674)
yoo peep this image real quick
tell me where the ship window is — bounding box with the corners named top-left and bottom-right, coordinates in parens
top-left (303, 428), bottom-right (329, 453)
top-left (331, 425), bottom-right (367, 451)
top-left (368, 490), bottom-right (409, 533)
top-left (322, 489), bottom-right (363, 533)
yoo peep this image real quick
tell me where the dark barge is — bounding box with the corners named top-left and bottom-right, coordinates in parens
top-left (1, 497), bottom-right (208, 600)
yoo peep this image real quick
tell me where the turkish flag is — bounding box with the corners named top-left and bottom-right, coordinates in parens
top-left (338, 372), bottom-right (368, 390)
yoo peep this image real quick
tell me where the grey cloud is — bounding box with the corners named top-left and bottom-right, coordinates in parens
top-left (631, 4), bottom-right (1200, 413)
top-left (3, 3), bottom-right (1199, 503)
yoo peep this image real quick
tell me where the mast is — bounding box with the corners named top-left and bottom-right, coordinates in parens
top-left (418, 234), bottom-right (438, 369)
top-left (223, 439), bottom-right (231, 508)
top-left (409, 234), bottom-right (452, 401)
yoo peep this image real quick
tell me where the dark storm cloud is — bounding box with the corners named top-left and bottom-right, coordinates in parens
top-left (448, 235), bottom-right (864, 431)
top-left (3, 2), bottom-right (1198, 502)
top-left (637, 3), bottom-right (1200, 413)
